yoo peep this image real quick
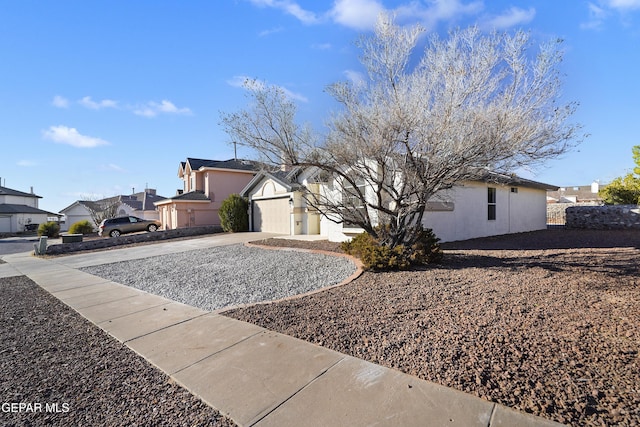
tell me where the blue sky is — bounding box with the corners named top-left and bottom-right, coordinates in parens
top-left (1, 0), bottom-right (639, 213)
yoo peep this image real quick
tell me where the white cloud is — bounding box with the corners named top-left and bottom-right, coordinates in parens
top-left (481, 7), bottom-right (536, 30)
top-left (311, 42), bottom-right (332, 50)
top-left (79, 96), bottom-right (118, 110)
top-left (52, 95), bottom-right (69, 108)
top-left (249, 0), bottom-right (319, 24)
top-left (581, 2), bottom-right (608, 29)
top-left (227, 75), bottom-right (308, 103)
top-left (42, 125), bottom-right (110, 148)
top-left (344, 69), bottom-right (366, 87)
top-left (100, 163), bottom-right (125, 172)
top-left (329, 0), bottom-right (385, 30)
top-left (17, 160), bottom-right (37, 167)
top-left (396, 0), bottom-right (484, 30)
top-left (133, 100), bottom-right (192, 118)
top-left (607, 0), bottom-right (640, 10)
top-left (259, 26), bottom-right (284, 37)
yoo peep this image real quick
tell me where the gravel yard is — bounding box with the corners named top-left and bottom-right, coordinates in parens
top-left (226, 229), bottom-right (640, 427)
top-left (81, 244), bottom-right (356, 311)
top-left (0, 275), bottom-right (236, 427)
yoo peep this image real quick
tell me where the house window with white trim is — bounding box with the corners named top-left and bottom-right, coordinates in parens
top-left (488, 187), bottom-right (497, 221)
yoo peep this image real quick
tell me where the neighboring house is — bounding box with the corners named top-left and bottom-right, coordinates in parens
top-left (155, 158), bottom-right (259, 230)
top-left (242, 167), bottom-right (557, 243)
top-left (0, 185), bottom-right (59, 233)
top-left (59, 189), bottom-right (166, 231)
top-left (547, 181), bottom-right (603, 204)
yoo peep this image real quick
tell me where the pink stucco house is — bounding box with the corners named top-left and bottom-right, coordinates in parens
top-left (155, 158), bottom-right (259, 230)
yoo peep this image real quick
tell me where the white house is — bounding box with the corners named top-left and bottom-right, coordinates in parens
top-left (0, 185), bottom-right (59, 233)
top-left (59, 189), bottom-right (166, 231)
top-left (242, 168), bottom-right (557, 243)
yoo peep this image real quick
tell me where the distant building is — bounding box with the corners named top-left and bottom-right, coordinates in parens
top-left (59, 188), bottom-right (166, 231)
top-left (547, 181), bottom-right (604, 204)
top-left (0, 185), bottom-right (60, 233)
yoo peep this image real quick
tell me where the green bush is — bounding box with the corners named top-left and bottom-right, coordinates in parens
top-left (342, 225), bottom-right (442, 271)
top-left (68, 220), bottom-right (95, 235)
top-left (219, 194), bottom-right (249, 232)
top-left (38, 221), bottom-right (60, 238)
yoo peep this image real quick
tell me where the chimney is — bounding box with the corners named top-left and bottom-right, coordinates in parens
top-left (30, 186), bottom-right (34, 194)
top-left (132, 187), bottom-right (135, 194)
top-left (146, 188), bottom-right (156, 196)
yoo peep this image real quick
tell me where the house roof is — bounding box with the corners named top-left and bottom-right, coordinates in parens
top-left (60, 191), bottom-right (167, 214)
top-left (0, 204), bottom-right (58, 216)
top-left (185, 158), bottom-right (260, 172)
top-left (166, 190), bottom-right (211, 201)
top-left (474, 170), bottom-right (558, 191)
top-left (241, 168), bottom-right (305, 197)
top-left (0, 185), bottom-right (42, 198)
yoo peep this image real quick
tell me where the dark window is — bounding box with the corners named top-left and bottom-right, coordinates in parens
top-left (488, 187), bottom-right (496, 221)
top-left (511, 187), bottom-right (518, 193)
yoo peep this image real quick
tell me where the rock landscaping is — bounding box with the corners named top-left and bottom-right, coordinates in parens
top-left (0, 275), bottom-right (236, 427)
top-left (225, 229), bottom-right (640, 427)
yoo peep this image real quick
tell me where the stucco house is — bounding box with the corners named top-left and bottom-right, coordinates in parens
top-left (59, 188), bottom-right (166, 231)
top-left (0, 185), bottom-right (60, 233)
top-left (242, 168), bottom-right (557, 243)
top-left (155, 158), bottom-right (259, 230)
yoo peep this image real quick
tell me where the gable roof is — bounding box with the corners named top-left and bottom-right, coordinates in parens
top-left (0, 185), bottom-right (42, 198)
top-left (0, 204), bottom-right (58, 216)
top-left (241, 168), bottom-right (305, 197)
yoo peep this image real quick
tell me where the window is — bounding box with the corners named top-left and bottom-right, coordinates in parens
top-left (510, 187), bottom-right (518, 193)
top-left (487, 187), bottom-right (496, 221)
top-left (342, 176), bottom-right (367, 229)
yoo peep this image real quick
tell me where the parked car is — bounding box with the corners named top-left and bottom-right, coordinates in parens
top-left (98, 216), bottom-right (161, 237)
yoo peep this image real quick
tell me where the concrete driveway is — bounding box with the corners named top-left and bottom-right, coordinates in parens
top-left (0, 236), bottom-right (62, 256)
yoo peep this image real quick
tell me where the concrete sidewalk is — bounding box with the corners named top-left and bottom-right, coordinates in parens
top-left (1, 233), bottom-right (564, 427)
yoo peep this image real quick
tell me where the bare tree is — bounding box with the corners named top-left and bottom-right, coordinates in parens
top-left (221, 14), bottom-right (582, 248)
top-left (81, 196), bottom-right (121, 228)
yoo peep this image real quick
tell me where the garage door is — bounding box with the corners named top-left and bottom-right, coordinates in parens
top-left (0, 216), bottom-right (10, 233)
top-left (253, 198), bottom-right (290, 234)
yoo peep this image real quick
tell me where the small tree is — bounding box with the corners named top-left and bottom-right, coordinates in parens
top-left (600, 145), bottom-right (640, 205)
top-left (219, 194), bottom-right (249, 232)
top-left (82, 196), bottom-right (121, 228)
top-left (38, 221), bottom-right (60, 238)
top-left (68, 220), bottom-right (95, 234)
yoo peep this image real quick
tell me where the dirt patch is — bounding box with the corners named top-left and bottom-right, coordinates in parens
top-left (226, 229), bottom-right (640, 426)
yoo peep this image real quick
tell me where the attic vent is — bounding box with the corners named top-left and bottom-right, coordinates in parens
top-left (511, 187), bottom-right (518, 193)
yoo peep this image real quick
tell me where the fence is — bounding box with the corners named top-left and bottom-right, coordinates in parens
top-left (546, 202), bottom-right (601, 226)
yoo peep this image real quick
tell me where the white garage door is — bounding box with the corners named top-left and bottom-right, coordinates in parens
top-left (253, 198), bottom-right (290, 234)
top-left (0, 216), bottom-right (10, 233)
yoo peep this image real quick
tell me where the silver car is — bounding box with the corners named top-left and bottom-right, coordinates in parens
top-left (98, 216), bottom-right (161, 237)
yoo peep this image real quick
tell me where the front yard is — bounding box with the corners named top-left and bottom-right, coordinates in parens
top-left (225, 229), bottom-right (640, 426)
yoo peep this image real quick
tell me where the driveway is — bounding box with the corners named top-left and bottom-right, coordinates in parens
top-left (0, 236), bottom-right (62, 256)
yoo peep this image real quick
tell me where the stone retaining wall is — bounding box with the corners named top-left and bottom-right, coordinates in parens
top-left (45, 226), bottom-right (223, 255)
top-left (565, 205), bottom-right (640, 229)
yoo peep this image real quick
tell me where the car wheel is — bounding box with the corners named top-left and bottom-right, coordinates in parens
top-left (109, 230), bottom-right (121, 237)
top-left (148, 224), bottom-right (158, 232)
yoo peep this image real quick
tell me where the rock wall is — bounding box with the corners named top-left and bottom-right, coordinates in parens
top-left (565, 205), bottom-right (640, 229)
top-left (45, 226), bottom-right (223, 255)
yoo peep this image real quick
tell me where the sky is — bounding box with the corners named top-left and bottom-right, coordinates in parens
top-left (1, 0), bottom-right (639, 213)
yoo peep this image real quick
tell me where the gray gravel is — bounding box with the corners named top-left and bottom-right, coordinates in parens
top-left (0, 275), bottom-right (236, 427)
top-left (81, 244), bottom-right (356, 311)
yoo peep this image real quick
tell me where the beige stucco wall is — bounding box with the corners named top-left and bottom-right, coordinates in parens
top-left (423, 182), bottom-right (548, 243)
top-left (320, 180), bottom-right (549, 243)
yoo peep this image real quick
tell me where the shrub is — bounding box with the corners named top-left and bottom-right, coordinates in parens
top-left (38, 221), bottom-right (60, 238)
top-left (68, 220), bottom-right (95, 235)
top-left (342, 225), bottom-right (442, 271)
top-left (219, 194), bottom-right (249, 232)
